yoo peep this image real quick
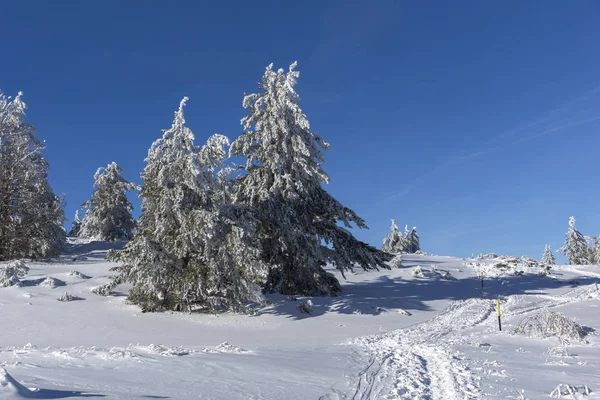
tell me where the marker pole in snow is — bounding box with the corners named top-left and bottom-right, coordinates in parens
top-left (481, 273), bottom-right (484, 297)
top-left (496, 298), bottom-right (502, 331)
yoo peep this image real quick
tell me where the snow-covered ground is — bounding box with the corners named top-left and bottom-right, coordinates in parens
top-left (1, 242), bottom-right (599, 399)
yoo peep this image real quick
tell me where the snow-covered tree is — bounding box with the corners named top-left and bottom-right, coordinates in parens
top-left (0, 91), bottom-right (65, 260)
top-left (382, 221), bottom-right (420, 254)
top-left (68, 210), bottom-right (82, 237)
top-left (382, 219), bottom-right (402, 253)
top-left (558, 217), bottom-right (589, 265)
top-left (541, 244), bottom-right (555, 265)
top-left (107, 98), bottom-right (268, 313)
top-left (588, 237), bottom-right (600, 265)
top-left (79, 162), bottom-right (138, 241)
top-left (409, 226), bottom-right (420, 253)
top-left (230, 62), bottom-right (389, 296)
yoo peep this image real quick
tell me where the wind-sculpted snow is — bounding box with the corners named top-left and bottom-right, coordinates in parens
top-left (1, 247), bottom-right (599, 399)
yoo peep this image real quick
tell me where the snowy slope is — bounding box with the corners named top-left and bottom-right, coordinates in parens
top-left (1, 241), bottom-right (599, 399)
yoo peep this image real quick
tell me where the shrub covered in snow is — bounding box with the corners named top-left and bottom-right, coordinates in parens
top-left (515, 310), bottom-right (588, 342)
top-left (412, 265), bottom-right (425, 278)
top-left (297, 299), bottom-right (313, 314)
top-left (0, 260), bottom-right (29, 287)
top-left (549, 384), bottom-right (591, 398)
top-left (57, 292), bottom-right (83, 302)
top-left (91, 279), bottom-right (121, 296)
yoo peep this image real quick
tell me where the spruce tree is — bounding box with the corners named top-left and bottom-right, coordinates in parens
top-left (107, 98), bottom-right (267, 313)
top-left (68, 210), bottom-right (82, 237)
top-left (558, 216), bottom-right (589, 265)
top-left (588, 237), bottom-right (600, 265)
top-left (230, 62), bottom-right (389, 296)
top-left (409, 227), bottom-right (420, 253)
top-left (382, 219), bottom-right (402, 253)
top-left (79, 162), bottom-right (138, 241)
top-left (0, 92), bottom-right (65, 260)
top-left (541, 244), bottom-right (555, 265)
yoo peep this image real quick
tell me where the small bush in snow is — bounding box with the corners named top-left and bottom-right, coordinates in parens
top-left (549, 384), bottom-right (591, 398)
top-left (440, 271), bottom-right (452, 280)
top-left (388, 254), bottom-right (403, 268)
top-left (92, 281), bottom-right (119, 296)
top-left (297, 299), bottom-right (313, 314)
top-left (515, 310), bottom-right (588, 342)
top-left (412, 266), bottom-right (425, 277)
top-left (57, 292), bottom-right (83, 302)
top-left (538, 266), bottom-right (552, 277)
top-left (0, 260), bottom-right (29, 287)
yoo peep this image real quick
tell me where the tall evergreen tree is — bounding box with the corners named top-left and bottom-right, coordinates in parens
top-left (588, 237), bottom-right (600, 265)
top-left (79, 162), bottom-right (137, 241)
top-left (541, 244), bottom-right (555, 265)
top-left (68, 210), bottom-right (82, 237)
top-left (107, 98), bottom-right (267, 313)
top-left (382, 219), bottom-right (402, 253)
top-left (0, 92), bottom-right (65, 260)
top-left (230, 62), bottom-right (389, 296)
top-left (409, 226), bottom-right (420, 253)
top-left (558, 216), bottom-right (589, 265)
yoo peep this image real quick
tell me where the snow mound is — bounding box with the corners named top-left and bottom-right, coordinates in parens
top-left (67, 270), bottom-right (90, 279)
top-left (202, 341), bottom-right (250, 354)
top-left (0, 367), bottom-right (36, 398)
top-left (40, 277), bottom-right (66, 288)
top-left (466, 255), bottom-right (549, 278)
top-left (101, 347), bottom-right (140, 361)
top-left (147, 344), bottom-right (191, 356)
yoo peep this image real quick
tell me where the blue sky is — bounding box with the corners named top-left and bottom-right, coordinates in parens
top-left (2, 1), bottom-right (599, 259)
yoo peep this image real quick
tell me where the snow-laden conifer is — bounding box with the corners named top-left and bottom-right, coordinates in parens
top-left (541, 244), bottom-right (556, 265)
top-left (588, 237), bottom-right (600, 265)
top-left (79, 162), bottom-right (138, 241)
top-left (409, 227), bottom-right (420, 253)
top-left (108, 98), bottom-right (267, 313)
top-left (230, 62), bottom-right (389, 296)
top-left (382, 219), bottom-right (402, 253)
top-left (0, 92), bottom-right (65, 260)
top-left (558, 217), bottom-right (589, 265)
top-left (68, 210), bottom-right (83, 237)
top-left (382, 221), bottom-right (420, 254)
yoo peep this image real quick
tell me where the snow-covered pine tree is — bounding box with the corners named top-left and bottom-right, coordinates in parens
top-left (107, 98), bottom-right (268, 313)
top-left (79, 162), bottom-right (138, 241)
top-left (588, 237), bottom-right (600, 265)
top-left (558, 216), bottom-right (589, 265)
top-left (541, 244), bottom-right (555, 265)
top-left (68, 210), bottom-right (82, 237)
top-left (230, 62), bottom-right (389, 296)
top-left (409, 226), bottom-right (420, 253)
top-left (382, 219), bottom-right (402, 253)
top-left (0, 91), bottom-right (65, 260)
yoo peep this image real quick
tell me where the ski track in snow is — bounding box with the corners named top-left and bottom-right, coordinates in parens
top-left (346, 268), bottom-right (600, 400)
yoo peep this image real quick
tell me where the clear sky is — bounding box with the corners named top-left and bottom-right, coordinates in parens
top-left (2, 1), bottom-right (599, 260)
